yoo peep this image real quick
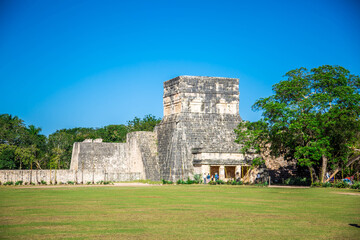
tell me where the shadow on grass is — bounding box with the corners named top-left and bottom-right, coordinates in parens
top-left (349, 224), bottom-right (360, 228)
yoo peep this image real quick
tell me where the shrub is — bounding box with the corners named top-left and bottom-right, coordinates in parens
top-left (284, 177), bottom-right (311, 186)
top-left (255, 181), bottom-right (268, 187)
top-left (15, 181), bottom-right (23, 186)
top-left (177, 179), bottom-right (186, 184)
top-left (185, 178), bottom-right (196, 184)
top-left (67, 181), bottom-right (75, 185)
top-left (334, 181), bottom-right (349, 188)
top-left (350, 181), bottom-right (360, 189)
top-left (208, 180), bottom-right (216, 185)
top-left (216, 180), bottom-right (225, 185)
top-left (97, 181), bottom-right (104, 184)
top-left (311, 182), bottom-right (321, 187)
top-left (86, 181), bottom-right (92, 185)
top-left (193, 174), bottom-right (202, 184)
top-left (322, 182), bottom-right (332, 188)
top-left (4, 181), bottom-right (14, 186)
top-left (40, 180), bottom-right (47, 185)
top-left (161, 179), bottom-right (173, 184)
top-left (103, 181), bottom-right (112, 185)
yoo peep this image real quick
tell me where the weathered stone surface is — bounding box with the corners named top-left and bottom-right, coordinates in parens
top-left (1, 75), bottom-right (262, 183)
top-left (157, 76), bottom-right (250, 181)
top-left (0, 170), bottom-right (141, 184)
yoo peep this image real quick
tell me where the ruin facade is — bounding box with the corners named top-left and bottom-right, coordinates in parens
top-left (0, 76), bottom-right (257, 184)
top-left (70, 76), bottom-right (255, 182)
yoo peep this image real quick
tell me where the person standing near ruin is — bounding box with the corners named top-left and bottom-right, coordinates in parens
top-left (203, 173), bottom-right (207, 184)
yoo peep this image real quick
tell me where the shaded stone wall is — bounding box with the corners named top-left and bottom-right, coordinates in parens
top-left (127, 131), bottom-right (159, 180)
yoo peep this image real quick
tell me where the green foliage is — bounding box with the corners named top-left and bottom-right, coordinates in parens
top-left (284, 177), bottom-right (311, 186)
top-left (216, 180), bottom-right (225, 185)
top-left (161, 179), bottom-right (173, 184)
top-left (127, 114), bottom-right (161, 132)
top-left (177, 179), bottom-right (186, 184)
top-left (15, 180), bottom-right (23, 185)
top-left (350, 181), bottom-right (360, 189)
top-left (40, 180), bottom-right (47, 185)
top-left (311, 182), bottom-right (321, 187)
top-left (67, 181), bottom-right (75, 185)
top-left (4, 181), bottom-right (14, 185)
top-left (0, 113), bottom-right (161, 170)
top-left (255, 181), bottom-right (268, 187)
top-left (235, 65), bottom-right (360, 183)
top-left (226, 180), bottom-right (243, 185)
top-left (322, 182), bottom-right (332, 188)
top-left (193, 174), bottom-right (202, 184)
top-left (333, 181), bottom-right (349, 188)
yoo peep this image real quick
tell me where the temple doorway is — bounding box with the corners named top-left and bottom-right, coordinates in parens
top-left (225, 166), bottom-right (236, 179)
top-left (210, 166), bottom-right (220, 179)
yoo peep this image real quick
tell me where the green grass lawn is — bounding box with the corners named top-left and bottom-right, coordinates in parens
top-left (0, 185), bottom-right (359, 239)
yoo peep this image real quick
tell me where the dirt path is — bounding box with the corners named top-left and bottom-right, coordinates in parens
top-left (268, 185), bottom-right (310, 189)
top-left (333, 192), bottom-right (360, 196)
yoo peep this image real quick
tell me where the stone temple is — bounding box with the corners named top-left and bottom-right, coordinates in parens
top-left (0, 76), bottom-right (258, 184)
top-left (70, 76), bottom-right (254, 182)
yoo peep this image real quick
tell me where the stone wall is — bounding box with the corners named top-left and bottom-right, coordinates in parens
top-left (157, 76), bottom-right (248, 181)
top-left (69, 131), bottom-right (159, 181)
top-left (0, 170), bottom-right (141, 184)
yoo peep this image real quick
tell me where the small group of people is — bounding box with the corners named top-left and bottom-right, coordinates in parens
top-left (203, 172), bottom-right (219, 184)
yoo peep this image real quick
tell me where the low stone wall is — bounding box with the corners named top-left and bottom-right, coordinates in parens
top-left (0, 170), bottom-right (141, 184)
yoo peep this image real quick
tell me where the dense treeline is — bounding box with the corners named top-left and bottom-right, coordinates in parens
top-left (235, 65), bottom-right (360, 183)
top-left (0, 114), bottom-right (161, 170)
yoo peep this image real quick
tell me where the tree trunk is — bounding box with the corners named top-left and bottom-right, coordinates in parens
top-left (309, 166), bottom-right (314, 184)
top-left (320, 155), bottom-right (328, 183)
top-left (325, 155), bottom-right (360, 183)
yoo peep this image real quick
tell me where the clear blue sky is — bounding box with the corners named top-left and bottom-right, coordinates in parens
top-left (1, 0), bottom-right (359, 135)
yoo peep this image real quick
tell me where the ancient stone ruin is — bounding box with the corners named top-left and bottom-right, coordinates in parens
top-left (70, 76), bottom-right (255, 181)
top-left (0, 76), bottom-right (258, 184)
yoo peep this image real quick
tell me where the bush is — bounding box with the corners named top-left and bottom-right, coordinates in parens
top-left (255, 181), bottom-right (268, 187)
top-left (284, 177), bottom-right (311, 186)
top-left (322, 182), bottom-right (332, 188)
top-left (311, 182), bottom-right (321, 187)
top-left (177, 179), bottom-right (186, 184)
top-left (15, 180), bottom-right (23, 186)
top-left (40, 180), bottom-right (47, 185)
top-left (193, 174), bottom-right (202, 184)
top-left (103, 181), bottom-right (112, 185)
top-left (4, 181), bottom-right (14, 186)
top-left (161, 179), bottom-right (173, 184)
top-left (334, 181), bottom-right (349, 188)
top-left (86, 181), bottom-right (92, 185)
top-left (350, 181), bottom-right (360, 189)
top-left (208, 180), bottom-right (216, 185)
top-left (226, 180), bottom-right (243, 185)
top-left (67, 181), bottom-right (75, 185)
top-left (216, 180), bottom-right (225, 185)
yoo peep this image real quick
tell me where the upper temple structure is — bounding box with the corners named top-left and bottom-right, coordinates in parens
top-left (70, 76), bottom-right (255, 182)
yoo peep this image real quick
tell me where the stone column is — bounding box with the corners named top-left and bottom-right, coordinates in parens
top-left (219, 166), bottom-right (225, 180)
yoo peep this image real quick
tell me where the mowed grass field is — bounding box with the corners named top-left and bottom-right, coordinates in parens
top-left (0, 185), bottom-right (359, 239)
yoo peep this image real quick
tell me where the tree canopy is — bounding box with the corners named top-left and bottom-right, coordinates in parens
top-left (235, 65), bottom-right (360, 183)
top-left (0, 114), bottom-right (161, 170)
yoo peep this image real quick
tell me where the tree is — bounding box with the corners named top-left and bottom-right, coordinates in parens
top-left (127, 114), bottom-right (161, 132)
top-left (235, 65), bottom-right (360, 183)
